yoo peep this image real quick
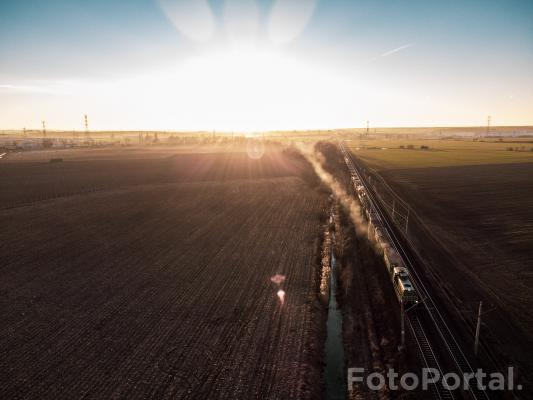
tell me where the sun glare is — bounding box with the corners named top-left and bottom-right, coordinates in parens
top-left (167, 47), bottom-right (352, 131)
top-left (96, 45), bottom-right (356, 132)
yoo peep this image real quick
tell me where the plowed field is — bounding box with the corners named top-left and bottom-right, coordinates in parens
top-left (0, 148), bottom-right (328, 399)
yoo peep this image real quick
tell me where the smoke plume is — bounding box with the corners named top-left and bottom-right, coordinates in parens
top-left (296, 143), bottom-right (367, 235)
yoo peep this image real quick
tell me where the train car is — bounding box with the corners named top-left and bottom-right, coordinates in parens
top-left (367, 213), bottom-right (383, 240)
top-left (392, 267), bottom-right (418, 303)
top-left (368, 212), bottom-right (382, 231)
top-left (374, 231), bottom-right (390, 255)
top-left (374, 227), bottom-right (388, 248)
top-left (352, 183), bottom-right (359, 196)
top-left (383, 246), bottom-right (403, 274)
top-left (374, 226), bottom-right (382, 242)
top-left (357, 191), bottom-right (365, 206)
top-left (359, 196), bottom-right (370, 215)
top-left (357, 188), bottom-right (367, 205)
top-left (365, 208), bottom-right (378, 222)
top-left (364, 205), bottom-right (379, 223)
top-left (340, 147), bottom-right (419, 305)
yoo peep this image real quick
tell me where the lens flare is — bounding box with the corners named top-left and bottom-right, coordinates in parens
top-left (270, 274), bottom-right (286, 285)
top-left (277, 289), bottom-right (286, 305)
top-left (158, 0), bottom-right (215, 42)
top-left (268, 0), bottom-right (317, 45)
top-left (271, 274), bottom-right (286, 305)
top-left (246, 139), bottom-right (265, 160)
top-left (224, 0), bottom-right (259, 43)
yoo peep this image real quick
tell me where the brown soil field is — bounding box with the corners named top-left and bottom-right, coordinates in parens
top-left (375, 162), bottom-right (533, 390)
top-left (2, 145), bottom-right (235, 163)
top-left (0, 145), bottom-right (317, 208)
top-left (0, 147), bottom-right (328, 399)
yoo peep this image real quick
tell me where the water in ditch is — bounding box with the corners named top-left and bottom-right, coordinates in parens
top-left (325, 232), bottom-right (347, 400)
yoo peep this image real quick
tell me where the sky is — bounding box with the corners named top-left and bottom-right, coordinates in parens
top-left (1, 0), bottom-right (532, 131)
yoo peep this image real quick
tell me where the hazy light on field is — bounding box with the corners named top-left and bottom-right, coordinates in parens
top-left (92, 47), bottom-right (359, 131)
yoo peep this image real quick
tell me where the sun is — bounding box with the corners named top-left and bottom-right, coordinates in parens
top-left (130, 45), bottom-right (325, 132)
top-left (143, 0), bottom-right (322, 132)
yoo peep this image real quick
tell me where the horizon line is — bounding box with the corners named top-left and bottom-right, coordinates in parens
top-left (1, 125), bottom-right (533, 133)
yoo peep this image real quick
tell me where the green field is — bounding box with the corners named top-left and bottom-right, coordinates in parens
top-left (345, 138), bottom-right (533, 169)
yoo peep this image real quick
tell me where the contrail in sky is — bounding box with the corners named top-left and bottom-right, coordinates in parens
top-left (381, 43), bottom-right (414, 57)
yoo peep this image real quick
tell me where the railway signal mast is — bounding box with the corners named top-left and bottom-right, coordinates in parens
top-left (405, 207), bottom-right (409, 234)
top-left (486, 115), bottom-right (491, 137)
top-left (84, 114), bottom-right (89, 142)
top-left (474, 301), bottom-right (482, 356)
top-left (41, 121), bottom-right (46, 138)
top-left (400, 300), bottom-right (406, 350)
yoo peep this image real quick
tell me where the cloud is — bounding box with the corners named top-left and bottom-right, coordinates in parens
top-left (381, 43), bottom-right (414, 57)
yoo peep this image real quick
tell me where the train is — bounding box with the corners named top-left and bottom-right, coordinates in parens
top-left (343, 150), bottom-right (418, 304)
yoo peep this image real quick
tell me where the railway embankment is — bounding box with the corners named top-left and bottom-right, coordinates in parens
top-left (316, 142), bottom-right (420, 399)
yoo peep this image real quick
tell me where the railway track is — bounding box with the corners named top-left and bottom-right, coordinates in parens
top-left (338, 141), bottom-right (491, 400)
top-left (408, 311), bottom-right (454, 400)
